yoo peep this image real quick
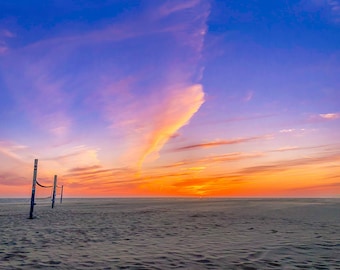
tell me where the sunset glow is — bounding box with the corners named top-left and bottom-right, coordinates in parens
top-left (0, 0), bottom-right (339, 197)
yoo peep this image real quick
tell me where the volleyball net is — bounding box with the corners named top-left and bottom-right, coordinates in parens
top-left (35, 178), bottom-right (52, 201)
top-left (35, 178), bottom-right (63, 204)
top-left (35, 179), bottom-right (64, 204)
top-left (29, 159), bottom-right (64, 218)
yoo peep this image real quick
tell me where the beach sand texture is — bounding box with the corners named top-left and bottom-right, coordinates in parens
top-left (0, 198), bottom-right (339, 269)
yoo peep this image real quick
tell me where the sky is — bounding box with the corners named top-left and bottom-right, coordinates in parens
top-left (0, 0), bottom-right (339, 198)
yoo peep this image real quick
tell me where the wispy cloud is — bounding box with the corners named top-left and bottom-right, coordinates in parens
top-left (0, 140), bottom-right (27, 162)
top-left (0, 29), bottom-right (15, 55)
top-left (299, 0), bottom-right (340, 23)
top-left (61, 165), bottom-right (143, 192)
top-left (285, 181), bottom-right (340, 192)
top-left (278, 128), bottom-right (317, 138)
top-left (0, 172), bottom-right (27, 186)
top-left (158, 0), bottom-right (203, 17)
top-left (54, 145), bottom-right (100, 166)
top-left (138, 84), bottom-right (205, 166)
top-left (243, 90), bottom-right (254, 102)
top-left (269, 145), bottom-right (326, 153)
top-left (279, 129), bottom-right (296, 133)
top-left (328, 0), bottom-right (340, 22)
top-left (0, 45), bottom-right (7, 54)
top-left (174, 135), bottom-right (271, 151)
top-left (67, 165), bottom-right (102, 173)
top-left (155, 152), bottom-right (263, 169)
top-left (239, 152), bottom-right (340, 175)
top-left (279, 128), bottom-right (311, 134)
top-left (319, 112), bottom-right (340, 119)
top-left (0, 29), bottom-right (15, 38)
top-left (270, 146), bottom-right (299, 152)
top-left (1, 55), bottom-right (73, 139)
top-left (307, 112), bottom-right (340, 122)
top-left (197, 113), bottom-right (276, 127)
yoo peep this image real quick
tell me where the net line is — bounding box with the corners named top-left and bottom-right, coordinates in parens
top-left (55, 185), bottom-right (63, 196)
top-left (35, 179), bottom-right (53, 201)
top-left (36, 179), bottom-right (53, 188)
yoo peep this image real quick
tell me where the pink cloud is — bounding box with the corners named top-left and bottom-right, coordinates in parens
top-left (0, 140), bottom-right (27, 162)
top-left (0, 29), bottom-right (15, 54)
top-left (45, 145), bottom-right (101, 170)
top-left (0, 172), bottom-right (27, 186)
top-left (18, 1), bottom-right (208, 56)
top-left (319, 113), bottom-right (340, 119)
top-left (243, 90), bottom-right (254, 102)
top-left (307, 112), bottom-right (340, 122)
top-left (153, 152), bottom-right (263, 171)
top-left (174, 135), bottom-right (271, 151)
top-left (138, 84), bottom-right (205, 166)
top-left (0, 29), bottom-right (15, 38)
top-left (0, 45), bottom-right (8, 54)
top-left (1, 50), bottom-right (73, 139)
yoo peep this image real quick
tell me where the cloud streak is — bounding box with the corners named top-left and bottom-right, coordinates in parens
top-left (174, 135), bottom-right (270, 151)
top-left (239, 152), bottom-right (340, 175)
top-left (138, 84), bottom-right (205, 166)
top-left (0, 172), bottom-right (27, 186)
top-left (0, 141), bottom-right (27, 162)
top-left (319, 113), bottom-right (340, 120)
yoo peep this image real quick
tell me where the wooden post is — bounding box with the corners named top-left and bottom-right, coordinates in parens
top-left (51, 175), bottom-right (57, 209)
top-left (29, 159), bottom-right (38, 219)
top-left (60, 185), bottom-right (64, 204)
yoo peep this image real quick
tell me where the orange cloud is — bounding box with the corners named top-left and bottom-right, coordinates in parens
top-left (58, 165), bottom-right (161, 197)
top-left (42, 146), bottom-right (340, 197)
top-left (67, 165), bottom-right (102, 173)
top-left (138, 84), bottom-right (205, 167)
top-left (269, 145), bottom-right (325, 153)
top-left (239, 152), bottom-right (340, 175)
top-left (152, 152), bottom-right (263, 171)
top-left (0, 172), bottom-right (27, 186)
top-left (271, 146), bottom-right (299, 152)
top-left (174, 135), bottom-right (270, 151)
top-left (286, 181), bottom-right (340, 192)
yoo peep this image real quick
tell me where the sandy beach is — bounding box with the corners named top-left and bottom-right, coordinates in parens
top-left (0, 198), bottom-right (339, 269)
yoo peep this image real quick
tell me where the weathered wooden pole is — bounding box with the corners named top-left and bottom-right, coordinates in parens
top-left (60, 185), bottom-right (64, 204)
top-left (29, 159), bottom-right (38, 219)
top-left (51, 175), bottom-right (57, 209)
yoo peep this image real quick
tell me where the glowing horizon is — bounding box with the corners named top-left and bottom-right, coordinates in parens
top-left (0, 0), bottom-right (339, 198)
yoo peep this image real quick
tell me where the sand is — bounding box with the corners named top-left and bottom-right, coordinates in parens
top-left (0, 198), bottom-right (339, 269)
